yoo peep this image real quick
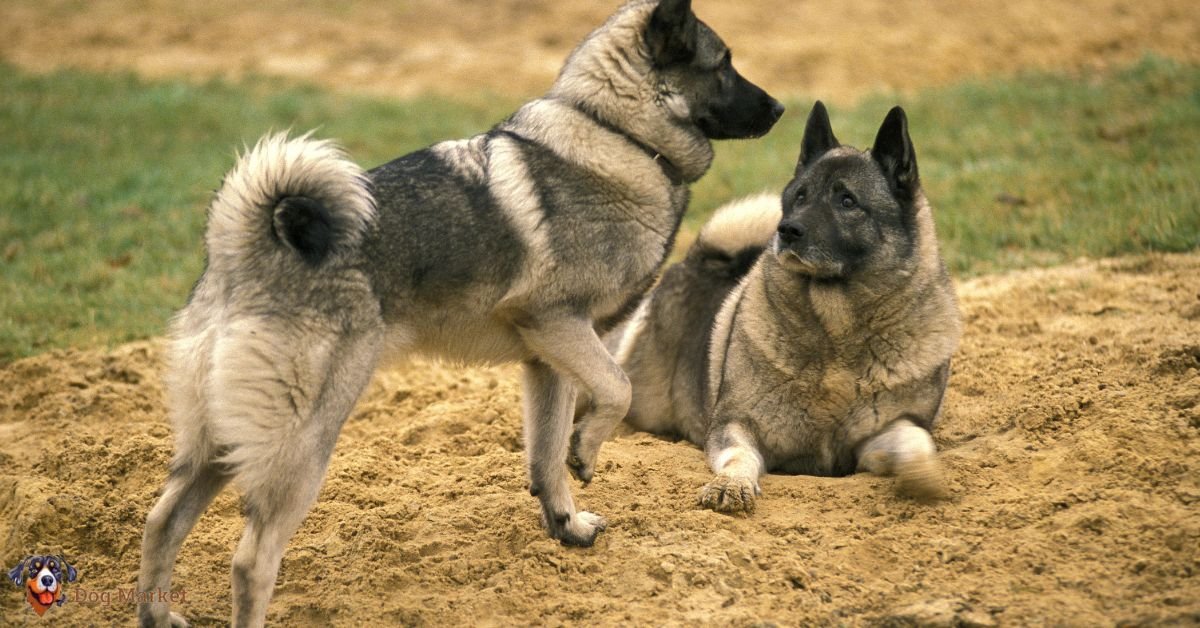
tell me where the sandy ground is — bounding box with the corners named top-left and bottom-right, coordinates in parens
top-left (2, 0), bottom-right (1199, 102)
top-left (2, 0), bottom-right (1199, 625)
top-left (1, 253), bottom-right (1198, 625)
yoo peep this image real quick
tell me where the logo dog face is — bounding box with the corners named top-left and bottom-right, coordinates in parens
top-left (774, 101), bottom-right (921, 280)
top-left (8, 554), bottom-right (77, 616)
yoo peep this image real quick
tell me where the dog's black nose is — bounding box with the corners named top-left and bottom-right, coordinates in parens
top-left (40, 574), bottom-right (54, 587)
top-left (777, 220), bottom-right (804, 244)
top-left (769, 99), bottom-right (785, 122)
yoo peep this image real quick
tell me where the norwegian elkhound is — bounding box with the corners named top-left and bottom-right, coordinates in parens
top-left (137, 1), bottom-right (782, 625)
top-left (594, 101), bottom-right (961, 514)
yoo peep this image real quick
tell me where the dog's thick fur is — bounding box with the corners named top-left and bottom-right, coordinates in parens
top-left (598, 102), bottom-right (961, 514)
top-left (136, 1), bottom-right (781, 626)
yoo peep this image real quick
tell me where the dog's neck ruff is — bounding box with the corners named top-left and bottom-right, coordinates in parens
top-left (567, 101), bottom-right (685, 186)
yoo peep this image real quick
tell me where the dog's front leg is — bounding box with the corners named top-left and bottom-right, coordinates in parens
top-left (521, 359), bottom-right (608, 546)
top-left (517, 314), bottom-right (632, 486)
top-left (699, 421), bottom-right (765, 514)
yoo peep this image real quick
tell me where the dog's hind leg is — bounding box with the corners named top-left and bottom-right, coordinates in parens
top-left (139, 460), bottom-right (231, 628)
top-left (224, 329), bottom-right (381, 627)
top-left (140, 324), bottom-right (230, 628)
top-left (856, 418), bottom-right (945, 500)
top-left (521, 358), bottom-right (608, 546)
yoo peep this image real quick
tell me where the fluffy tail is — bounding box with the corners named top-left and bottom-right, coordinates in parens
top-left (205, 132), bottom-right (374, 270)
top-left (690, 192), bottom-right (782, 276)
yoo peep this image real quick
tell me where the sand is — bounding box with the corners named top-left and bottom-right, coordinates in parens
top-left (2, 254), bottom-right (1197, 625)
top-left (1, 0), bottom-right (1198, 624)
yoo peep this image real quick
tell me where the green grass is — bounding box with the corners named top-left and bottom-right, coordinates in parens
top-left (0, 71), bottom-right (518, 360)
top-left (1, 56), bottom-right (1197, 360)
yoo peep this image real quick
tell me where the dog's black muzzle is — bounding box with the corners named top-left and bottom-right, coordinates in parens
top-left (698, 73), bottom-right (784, 140)
top-left (774, 218), bottom-right (847, 278)
top-left (777, 219), bottom-right (805, 247)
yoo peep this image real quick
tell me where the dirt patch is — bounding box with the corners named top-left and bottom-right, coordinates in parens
top-left (2, 253), bottom-right (1197, 625)
top-left (3, 0), bottom-right (1198, 101)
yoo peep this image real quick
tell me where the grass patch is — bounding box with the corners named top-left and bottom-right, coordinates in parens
top-left (1, 57), bottom-right (1197, 360)
top-left (0, 71), bottom-right (517, 360)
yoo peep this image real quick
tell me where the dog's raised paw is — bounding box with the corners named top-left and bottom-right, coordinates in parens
top-left (699, 474), bottom-right (759, 514)
top-left (565, 453), bottom-right (594, 486)
top-left (566, 430), bottom-right (596, 485)
top-left (169, 612), bottom-right (190, 628)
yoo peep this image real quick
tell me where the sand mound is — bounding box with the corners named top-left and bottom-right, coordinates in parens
top-left (2, 252), bottom-right (1197, 625)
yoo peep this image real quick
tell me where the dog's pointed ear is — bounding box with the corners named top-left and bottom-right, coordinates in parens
top-left (872, 106), bottom-right (919, 200)
top-left (8, 558), bottom-right (27, 585)
top-left (646, 0), bottom-right (697, 66)
top-left (797, 101), bottom-right (839, 172)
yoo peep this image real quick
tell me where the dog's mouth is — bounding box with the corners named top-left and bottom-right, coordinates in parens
top-left (776, 248), bottom-right (845, 279)
top-left (27, 584), bottom-right (55, 607)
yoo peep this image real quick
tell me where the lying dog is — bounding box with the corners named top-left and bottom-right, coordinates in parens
top-left (595, 102), bottom-right (961, 512)
top-left (137, 1), bottom-right (782, 626)
top-left (8, 555), bottom-right (77, 617)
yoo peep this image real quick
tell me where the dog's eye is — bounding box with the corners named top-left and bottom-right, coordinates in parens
top-left (840, 193), bottom-right (857, 209)
top-left (795, 189), bottom-right (806, 203)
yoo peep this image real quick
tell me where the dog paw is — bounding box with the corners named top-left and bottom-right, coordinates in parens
top-left (138, 609), bottom-right (189, 628)
top-left (544, 510), bottom-right (608, 547)
top-left (698, 474), bottom-right (760, 514)
top-left (566, 430), bottom-right (595, 485)
top-left (895, 455), bottom-right (946, 501)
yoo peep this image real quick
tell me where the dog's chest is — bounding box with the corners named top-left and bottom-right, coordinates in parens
top-left (589, 186), bottom-right (689, 325)
top-left (747, 328), bottom-right (905, 469)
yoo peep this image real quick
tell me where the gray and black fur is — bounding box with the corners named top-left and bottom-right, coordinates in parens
top-left (598, 102), bottom-right (961, 515)
top-left (137, 1), bottom-right (782, 626)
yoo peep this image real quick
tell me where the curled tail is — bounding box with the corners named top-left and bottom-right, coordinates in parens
top-left (205, 132), bottom-right (374, 270)
top-left (690, 192), bottom-right (782, 279)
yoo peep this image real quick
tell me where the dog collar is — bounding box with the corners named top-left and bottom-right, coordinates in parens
top-left (568, 103), bottom-right (685, 186)
top-left (649, 152), bottom-right (684, 186)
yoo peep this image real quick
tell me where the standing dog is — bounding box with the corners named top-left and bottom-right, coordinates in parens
top-left (137, 1), bottom-right (782, 626)
top-left (597, 102), bottom-right (961, 513)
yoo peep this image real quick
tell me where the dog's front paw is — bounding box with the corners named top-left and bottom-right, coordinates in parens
top-left (566, 428), bottom-right (598, 485)
top-left (699, 474), bottom-right (760, 514)
top-left (168, 612), bottom-right (190, 628)
top-left (543, 510), bottom-right (608, 547)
